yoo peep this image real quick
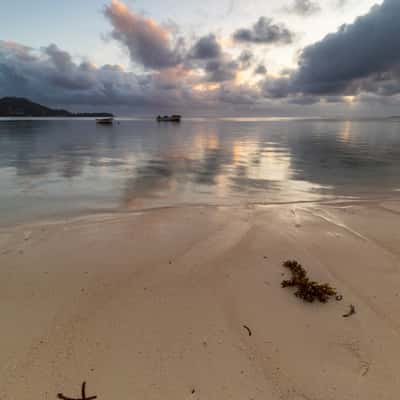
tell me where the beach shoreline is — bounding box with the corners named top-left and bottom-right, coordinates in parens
top-left (1, 201), bottom-right (400, 399)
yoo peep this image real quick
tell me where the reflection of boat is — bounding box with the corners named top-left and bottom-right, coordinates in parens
top-left (96, 117), bottom-right (114, 125)
top-left (156, 115), bottom-right (181, 122)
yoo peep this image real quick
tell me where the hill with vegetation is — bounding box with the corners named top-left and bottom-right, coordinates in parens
top-left (0, 97), bottom-right (113, 118)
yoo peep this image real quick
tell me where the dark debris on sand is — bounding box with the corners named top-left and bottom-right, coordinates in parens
top-left (342, 304), bottom-right (356, 318)
top-left (281, 260), bottom-right (338, 303)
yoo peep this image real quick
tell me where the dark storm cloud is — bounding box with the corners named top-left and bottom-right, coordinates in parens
top-left (205, 59), bottom-right (238, 82)
top-left (42, 45), bottom-right (96, 90)
top-left (262, 76), bottom-right (291, 98)
top-left (262, 0), bottom-right (400, 100)
top-left (0, 39), bottom-right (251, 111)
top-left (186, 35), bottom-right (247, 83)
top-left (238, 50), bottom-right (253, 69)
top-left (233, 17), bottom-right (294, 45)
top-left (285, 0), bottom-right (321, 16)
top-left (0, 41), bottom-right (97, 96)
top-left (103, 0), bottom-right (184, 70)
top-left (255, 64), bottom-right (267, 75)
top-left (0, 40), bottom-right (193, 108)
top-left (294, 0), bottom-right (400, 95)
top-left (44, 44), bottom-right (73, 70)
top-left (189, 34), bottom-right (222, 59)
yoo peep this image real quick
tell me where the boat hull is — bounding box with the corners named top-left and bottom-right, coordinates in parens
top-left (156, 115), bottom-right (181, 122)
top-left (96, 118), bottom-right (114, 125)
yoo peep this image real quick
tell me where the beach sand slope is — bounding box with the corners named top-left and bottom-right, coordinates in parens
top-left (1, 203), bottom-right (400, 400)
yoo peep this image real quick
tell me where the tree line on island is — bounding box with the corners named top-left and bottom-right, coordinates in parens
top-left (0, 97), bottom-right (113, 118)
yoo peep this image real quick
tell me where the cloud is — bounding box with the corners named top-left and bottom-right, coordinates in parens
top-left (336, 0), bottom-right (348, 8)
top-left (218, 83), bottom-right (259, 105)
top-left (226, 0), bottom-right (235, 16)
top-left (0, 40), bottom-right (194, 108)
top-left (295, 0), bottom-right (400, 95)
top-left (44, 44), bottom-right (73, 70)
top-left (285, 0), bottom-right (321, 16)
top-left (41, 44), bottom-right (97, 90)
top-left (103, 2), bottom-right (241, 87)
top-left (255, 64), bottom-right (267, 75)
top-left (233, 17), bottom-right (294, 45)
top-left (4, 0), bottom-right (400, 116)
top-left (185, 33), bottom-right (245, 83)
top-left (189, 34), bottom-right (222, 59)
top-left (0, 38), bottom-right (252, 112)
top-left (0, 41), bottom-right (35, 62)
top-left (103, 0), bottom-right (184, 70)
top-left (238, 50), bottom-right (253, 69)
top-left (263, 0), bottom-right (400, 100)
top-left (204, 59), bottom-right (239, 82)
top-left (0, 2), bottom-right (268, 111)
top-left (287, 94), bottom-right (320, 105)
top-left (262, 76), bottom-right (292, 98)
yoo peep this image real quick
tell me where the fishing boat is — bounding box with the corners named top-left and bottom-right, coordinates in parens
top-left (96, 117), bottom-right (114, 125)
top-left (156, 115), bottom-right (181, 122)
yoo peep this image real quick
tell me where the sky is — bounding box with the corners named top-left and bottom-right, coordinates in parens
top-left (2, 0), bottom-right (400, 117)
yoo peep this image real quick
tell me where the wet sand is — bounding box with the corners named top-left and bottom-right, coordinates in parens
top-left (1, 201), bottom-right (400, 400)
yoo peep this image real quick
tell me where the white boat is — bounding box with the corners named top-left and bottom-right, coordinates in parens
top-left (156, 115), bottom-right (181, 122)
top-left (96, 117), bottom-right (114, 125)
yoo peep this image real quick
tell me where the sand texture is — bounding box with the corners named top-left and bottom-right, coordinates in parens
top-left (1, 202), bottom-right (400, 400)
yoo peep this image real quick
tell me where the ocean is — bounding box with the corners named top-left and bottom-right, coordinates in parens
top-left (1, 117), bottom-right (400, 225)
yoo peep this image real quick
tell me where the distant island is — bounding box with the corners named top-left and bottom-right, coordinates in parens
top-left (0, 97), bottom-right (113, 118)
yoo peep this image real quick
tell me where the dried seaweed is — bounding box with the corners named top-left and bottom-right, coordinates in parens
top-left (281, 260), bottom-right (337, 303)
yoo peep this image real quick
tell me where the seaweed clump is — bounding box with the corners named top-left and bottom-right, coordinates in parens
top-left (281, 260), bottom-right (337, 303)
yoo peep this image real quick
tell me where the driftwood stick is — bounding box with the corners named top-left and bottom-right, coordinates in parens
top-left (82, 382), bottom-right (86, 400)
top-left (57, 382), bottom-right (97, 400)
top-left (343, 304), bottom-right (356, 318)
top-left (243, 325), bottom-right (252, 336)
top-left (57, 394), bottom-right (82, 400)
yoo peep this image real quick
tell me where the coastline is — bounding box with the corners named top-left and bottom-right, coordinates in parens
top-left (1, 201), bottom-right (400, 399)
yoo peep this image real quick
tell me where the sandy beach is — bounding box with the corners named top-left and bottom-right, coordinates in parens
top-left (2, 0), bottom-right (400, 397)
top-left (1, 200), bottom-right (400, 400)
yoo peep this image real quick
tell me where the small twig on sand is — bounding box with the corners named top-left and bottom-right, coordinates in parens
top-left (243, 325), bottom-right (252, 336)
top-left (342, 304), bottom-right (356, 318)
top-left (57, 382), bottom-right (97, 400)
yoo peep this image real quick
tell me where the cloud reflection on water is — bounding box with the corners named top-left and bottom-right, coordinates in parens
top-left (1, 118), bottom-right (400, 223)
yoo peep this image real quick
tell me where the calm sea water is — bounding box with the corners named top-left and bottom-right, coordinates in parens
top-left (1, 118), bottom-right (400, 225)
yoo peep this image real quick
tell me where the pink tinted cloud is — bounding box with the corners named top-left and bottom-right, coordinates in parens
top-left (104, 0), bottom-right (183, 70)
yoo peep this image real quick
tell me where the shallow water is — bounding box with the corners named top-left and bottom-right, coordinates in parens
top-left (1, 118), bottom-right (400, 225)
